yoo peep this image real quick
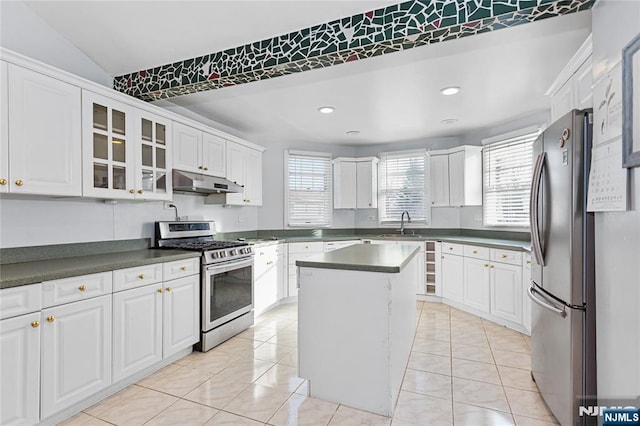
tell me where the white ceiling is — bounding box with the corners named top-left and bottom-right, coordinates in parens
top-left (24, 1), bottom-right (592, 146)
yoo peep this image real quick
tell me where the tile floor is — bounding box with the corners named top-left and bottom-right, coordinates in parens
top-left (62, 301), bottom-right (558, 426)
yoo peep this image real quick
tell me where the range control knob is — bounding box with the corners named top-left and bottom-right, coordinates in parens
top-left (211, 252), bottom-right (219, 259)
top-left (219, 251), bottom-right (227, 257)
top-left (230, 249), bottom-right (238, 256)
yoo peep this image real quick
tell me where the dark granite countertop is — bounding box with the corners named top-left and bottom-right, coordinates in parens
top-left (296, 244), bottom-right (420, 273)
top-left (0, 249), bottom-right (200, 289)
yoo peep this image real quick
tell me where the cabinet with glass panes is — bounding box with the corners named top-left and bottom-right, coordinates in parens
top-left (136, 112), bottom-right (172, 200)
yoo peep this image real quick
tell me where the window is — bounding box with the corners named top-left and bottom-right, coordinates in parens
top-left (483, 129), bottom-right (541, 228)
top-left (378, 150), bottom-right (428, 224)
top-left (285, 150), bottom-right (333, 227)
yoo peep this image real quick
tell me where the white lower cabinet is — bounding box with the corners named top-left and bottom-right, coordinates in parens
top-left (0, 312), bottom-right (41, 426)
top-left (113, 284), bottom-right (162, 383)
top-left (254, 244), bottom-right (283, 316)
top-left (288, 242), bottom-right (324, 298)
top-left (41, 295), bottom-right (112, 419)
top-left (463, 257), bottom-right (491, 313)
top-left (441, 253), bottom-right (464, 303)
top-left (490, 262), bottom-right (523, 324)
top-left (163, 275), bottom-right (199, 358)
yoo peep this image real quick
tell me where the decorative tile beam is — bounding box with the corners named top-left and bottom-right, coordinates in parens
top-left (113, 0), bottom-right (595, 101)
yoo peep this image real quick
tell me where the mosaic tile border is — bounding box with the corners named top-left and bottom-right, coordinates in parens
top-left (114, 0), bottom-right (595, 101)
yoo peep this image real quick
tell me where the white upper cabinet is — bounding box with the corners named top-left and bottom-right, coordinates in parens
top-left (0, 61), bottom-right (8, 193)
top-left (224, 140), bottom-right (262, 206)
top-left (8, 64), bottom-right (82, 196)
top-left (333, 157), bottom-right (378, 209)
top-left (82, 90), bottom-right (136, 199)
top-left (430, 146), bottom-right (481, 207)
top-left (548, 34), bottom-right (593, 122)
top-left (173, 122), bottom-right (226, 177)
top-left (135, 111), bottom-right (172, 200)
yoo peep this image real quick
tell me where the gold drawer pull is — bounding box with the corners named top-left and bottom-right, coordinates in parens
top-left (180, 266), bottom-right (187, 271)
top-left (78, 285), bottom-right (86, 291)
top-left (46, 316), bottom-right (55, 323)
top-left (31, 321), bottom-right (40, 328)
top-left (502, 254), bottom-right (507, 258)
top-left (138, 274), bottom-right (145, 279)
top-left (129, 189), bottom-right (135, 194)
top-left (473, 250), bottom-right (478, 254)
top-left (0, 178), bottom-right (6, 185)
top-left (165, 287), bottom-right (172, 292)
top-left (484, 264), bottom-right (489, 268)
top-left (490, 265), bottom-right (495, 269)
top-left (199, 166), bottom-right (203, 169)
top-left (15, 179), bottom-right (24, 186)
top-left (204, 167), bottom-right (208, 171)
top-left (266, 261), bottom-right (273, 265)
top-left (527, 260), bottom-right (531, 264)
top-left (157, 288), bottom-right (163, 293)
top-left (137, 189), bottom-right (144, 194)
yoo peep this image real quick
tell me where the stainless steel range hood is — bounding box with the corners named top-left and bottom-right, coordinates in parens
top-left (172, 170), bottom-right (243, 194)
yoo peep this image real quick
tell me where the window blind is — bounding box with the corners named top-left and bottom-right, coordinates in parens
top-left (378, 150), bottom-right (427, 223)
top-left (286, 151), bottom-right (333, 227)
top-left (483, 131), bottom-right (539, 227)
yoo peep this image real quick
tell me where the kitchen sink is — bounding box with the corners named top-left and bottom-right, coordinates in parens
top-left (377, 233), bottom-right (424, 238)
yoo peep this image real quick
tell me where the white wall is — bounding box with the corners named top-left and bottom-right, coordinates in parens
top-left (591, 0), bottom-right (640, 401)
top-left (0, 1), bottom-right (112, 87)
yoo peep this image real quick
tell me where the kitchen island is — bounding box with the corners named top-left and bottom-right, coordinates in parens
top-left (296, 243), bottom-right (419, 417)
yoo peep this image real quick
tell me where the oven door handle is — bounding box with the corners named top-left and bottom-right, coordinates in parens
top-left (205, 257), bottom-right (254, 274)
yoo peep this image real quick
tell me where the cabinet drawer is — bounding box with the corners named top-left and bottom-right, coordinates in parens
top-left (42, 272), bottom-right (112, 308)
top-left (288, 242), bottom-right (324, 254)
top-left (255, 246), bottom-right (278, 277)
top-left (490, 249), bottom-right (522, 266)
top-left (463, 245), bottom-right (490, 260)
top-left (113, 264), bottom-right (163, 292)
top-left (163, 258), bottom-right (199, 281)
top-left (442, 242), bottom-right (464, 256)
top-left (0, 283), bottom-right (41, 320)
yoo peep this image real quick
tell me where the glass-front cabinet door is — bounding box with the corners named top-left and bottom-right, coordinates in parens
top-left (82, 90), bottom-right (135, 199)
top-left (135, 112), bottom-right (172, 200)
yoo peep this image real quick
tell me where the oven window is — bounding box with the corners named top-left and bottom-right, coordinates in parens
top-left (209, 264), bottom-right (252, 323)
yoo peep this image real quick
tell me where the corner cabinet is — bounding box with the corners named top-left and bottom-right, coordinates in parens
top-left (225, 141), bottom-right (263, 206)
top-left (172, 122), bottom-right (226, 178)
top-left (333, 157), bottom-right (378, 209)
top-left (82, 91), bottom-right (172, 200)
top-left (5, 63), bottom-right (82, 196)
top-left (429, 146), bottom-right (482, 207)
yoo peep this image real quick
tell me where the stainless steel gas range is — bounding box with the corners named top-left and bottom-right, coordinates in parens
top-left (155, 221), bottom-right (254, 352)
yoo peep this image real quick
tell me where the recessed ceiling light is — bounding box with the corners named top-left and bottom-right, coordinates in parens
top-left (317, 106), bottom-right (335, 114)
top-left (440, 86), bottom-right (460, 96)
top-left (346, 130), bottom-right (360, 136)
top-left (441, 118), bottom-right (458, 125)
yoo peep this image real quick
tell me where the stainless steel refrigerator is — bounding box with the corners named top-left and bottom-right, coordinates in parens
top-left (528, 109), bottom-right (596, 426)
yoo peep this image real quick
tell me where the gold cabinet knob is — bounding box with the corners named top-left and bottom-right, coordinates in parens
top-left (527, 260), bottom-right (531, 264)
top-left (502, 254), bottom-right (507, 258)
top-left (204, 167), bottom-right (208, 171)
top-left (267, 261), bottom-right (273, 265)
top-left (259, 252), bottom-right (264, 255)
top-left (432, 201), bottom-right (435, 205)
top-left (137, 189), bottom-right (143, 194)
top-left (46, 316), bottom-right (55, 323)
top-left (180, 266), bottom-right (187, 271)
top-left (484, 264), bottom-right (489, 268)
top-left (449, 247), bottom-right (453, 250)
top-left (31, 321), bottom-right (40, 328)
top-left (0, 178), bottom-right (6, 185)
top-left (15, 179), bottom-right (24, 186)
top-left (78, 285), bottom-right (86, 291)
top-left (473, 250), bottom-right (478, 254)
top-left (138, 274), bottom-right (145, 279)
top-left (490, 265), bottom-right (495, 269)
top-left (441, 255), bottom-right (445, 259)
top-left (368, 203), bottom-right (372, 206)
top-left (165, 287), bottom-right (172, 292)
top-left (129, 189), bottom-right (135, 194)
top-left (198, 166), bottom-right (203, 169)
top-left (157, 288), bottom-right (163, 293)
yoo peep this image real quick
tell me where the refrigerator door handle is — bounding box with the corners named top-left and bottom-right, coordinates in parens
top-left (530, 152), bottom-right (546, 266)
top-left (527, 283), bottom-right (566, 317)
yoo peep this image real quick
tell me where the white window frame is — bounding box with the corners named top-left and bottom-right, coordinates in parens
top-left (377, 149), bottom-right (430, 226)
top-left (482, 126), bottom-right (543, 229)
top-left (284, 150), bottom-right (333, 228)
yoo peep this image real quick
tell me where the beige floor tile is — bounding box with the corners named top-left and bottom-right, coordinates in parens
top-left (497, 365), bottom-right (538, 392)
top-left (224, 383), bottom-right (293, 423)
top-left (184, 351), bottom-right (242, 375)
top-left (254, 316), bottom-right (296, 330)
top-left (267, 330), bottom-right (298, 348)
top-left (504, 387), bottom-right (558, 423)
top-left (58, 412), bottom-right (112, 425)
top-left (452, 358), bottom-right (501, 385)
top-left (411, 337), bottom-right (451, 357)
top-left (401, 368), bottom-right (452, 400)
top-left (204, 410), bottom-right (264, 425)
top-left (220, 357), bottom-right (275, 383)
top-left (135, 363), bottom-right (183, 388)
top-left (252, 341), bottom-right (296, 364)
top-left (236, 325), bottom-right (279, 342)
top-left (488, 335), bottom-right (530, 353)
top-left (214, 336), bottom-right (264, 356)
top-left (407, 352), bottom-right (451, 376)
top-left (278, 348), bottom-right (299, 368)
top-left (145, 399), bottom-right (218, 425)
top-left (255, 363), bottom-right (304, 392)
top-left (392, 391), bottom-right (453, 425)
top-left (414, 327), bottom-right (451, 342)
top-left (452, 377), bottom-right (510, 412)
top-left (450, 332), bottom-right (489, 348)
top-left (492, 349), bottom-right (532, 370)
top-left (83, 385), bottom-right (144, 417)
top-left (269, 393), bottom-right (338, 426)
top-left (451, 342), bottom-right (495, 364)
top-left (183, 370), bottom-right (252, 409)
top-left (513, 414), bottom-right (560, 425)
top-left (92, 386), bottom-right (178, 426)
top-left (453, 402), bottom-right (515, 426)
top-left (142, 365), bottom-right (213, 397)
top-left (418, 318), bottom-right (451, 330)
top-left (328, 405), bottom-right (391, 426)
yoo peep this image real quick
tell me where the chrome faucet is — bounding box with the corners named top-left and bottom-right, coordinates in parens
top-left (399, 210), bottom-right (411, 234)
